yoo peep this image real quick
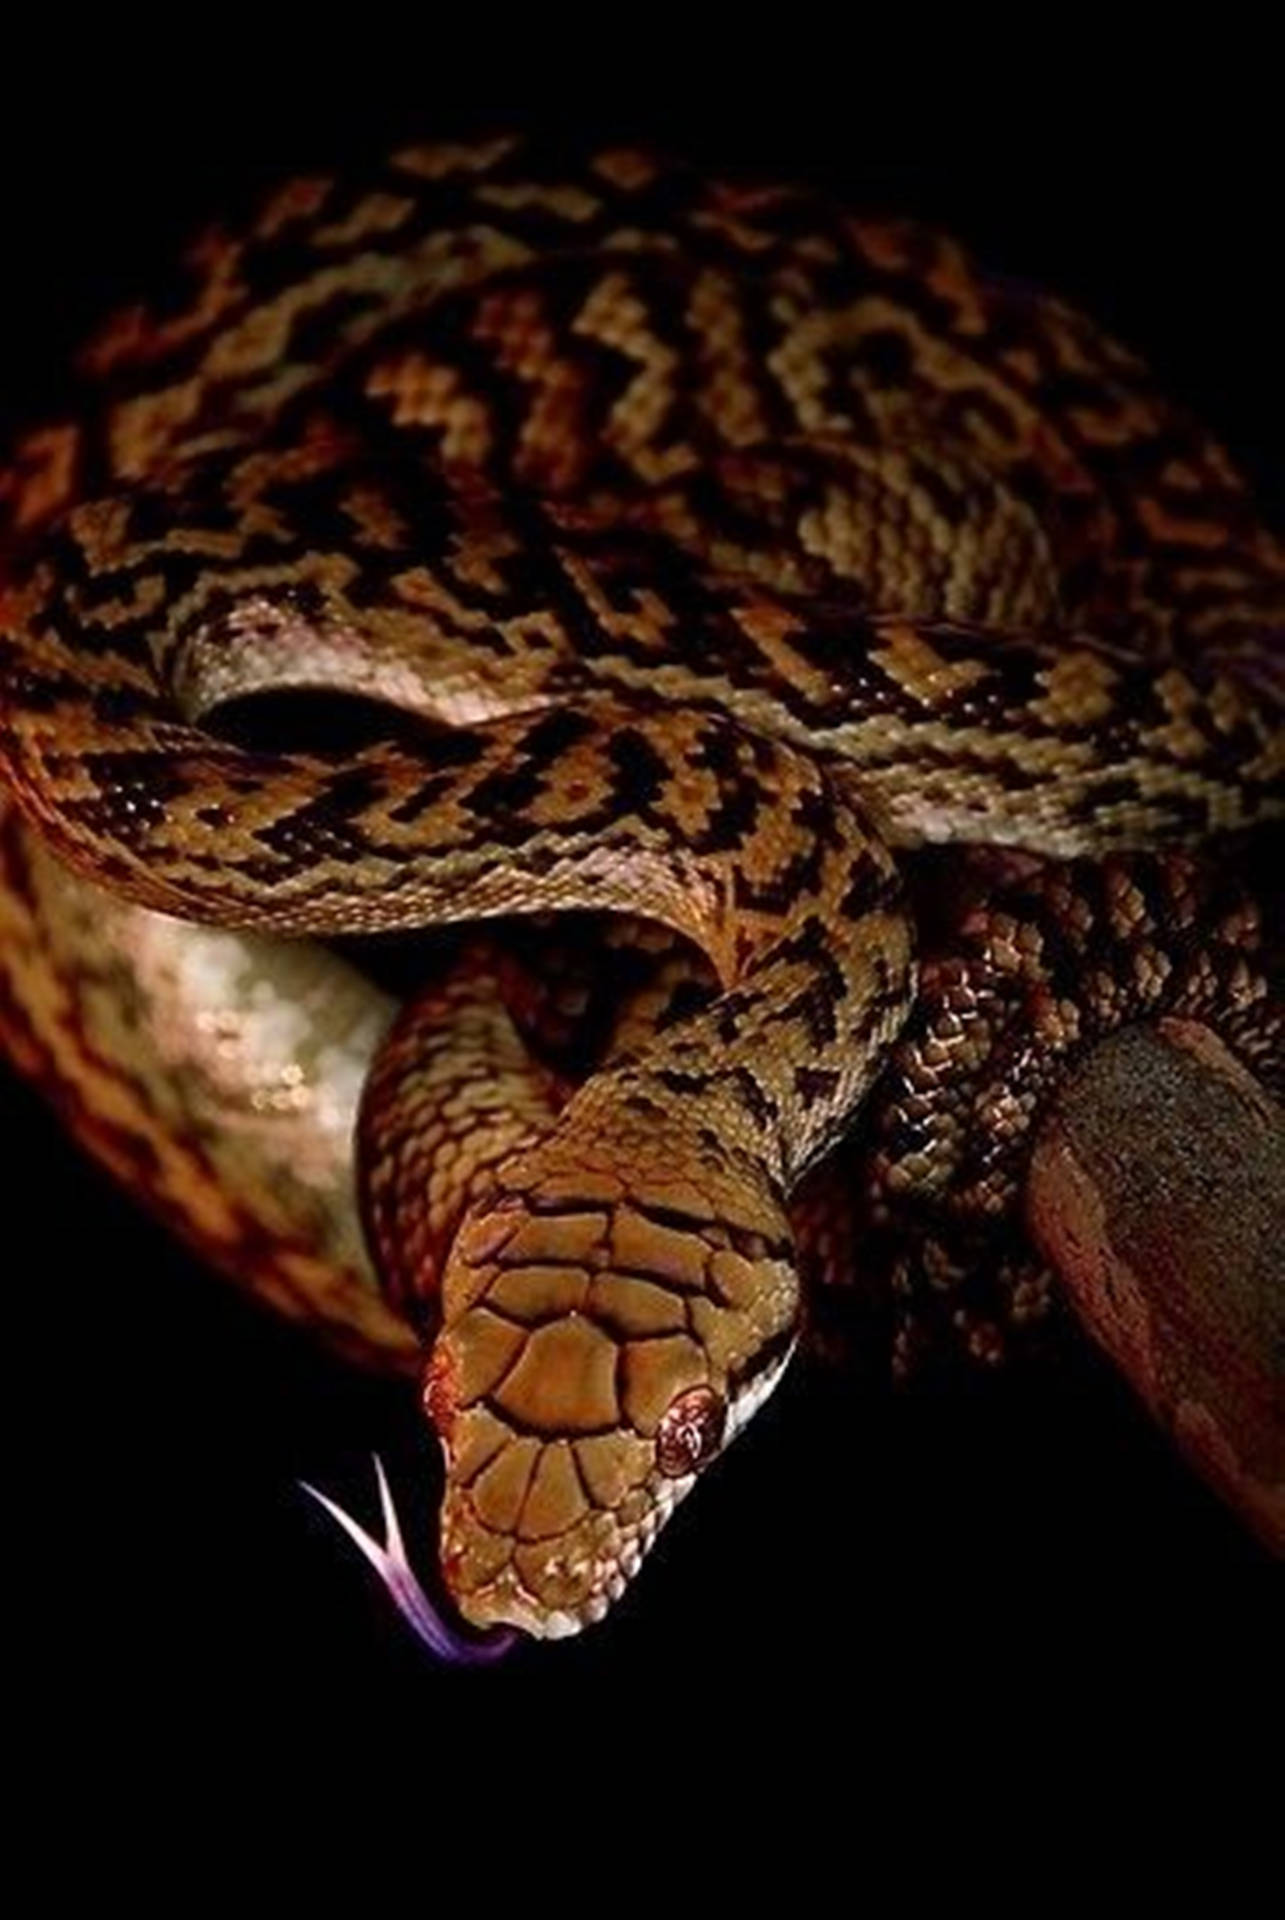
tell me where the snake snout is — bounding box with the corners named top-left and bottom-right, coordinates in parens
top-left (428, 1325), bottom-right (689, 1638)
top-left (437, 1443), bottom-right (689, 1641)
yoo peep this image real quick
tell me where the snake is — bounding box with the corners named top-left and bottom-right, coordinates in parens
top-left (0, 135), bottom-right (1280, 1647)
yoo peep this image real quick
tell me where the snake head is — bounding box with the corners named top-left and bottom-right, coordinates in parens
top-left (423, 1141), bottom-right (801, 1639)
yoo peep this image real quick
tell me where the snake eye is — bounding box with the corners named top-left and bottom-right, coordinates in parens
top-left (656, 1385), bottom-right (726, 1478)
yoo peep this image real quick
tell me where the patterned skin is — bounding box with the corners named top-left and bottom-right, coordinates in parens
top-left (0, 138), bottom-right (1279, 1637)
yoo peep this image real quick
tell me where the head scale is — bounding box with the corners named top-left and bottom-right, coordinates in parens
top-left (424, 1162), bottom-right (800, 1639)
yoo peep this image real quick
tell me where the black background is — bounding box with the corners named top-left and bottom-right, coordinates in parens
top-left (1, 31), bottom-right (1278, 1758)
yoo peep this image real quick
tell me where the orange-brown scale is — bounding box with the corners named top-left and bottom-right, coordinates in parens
top-left (0, 134), bottom-right (1280, 1636)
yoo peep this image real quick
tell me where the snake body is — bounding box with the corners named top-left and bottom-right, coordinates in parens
top-left (0, 138), bottom-right (1280, 1639)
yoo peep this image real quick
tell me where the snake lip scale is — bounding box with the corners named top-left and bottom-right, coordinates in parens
top-left (0, 135), bottom-right (1280, 1649)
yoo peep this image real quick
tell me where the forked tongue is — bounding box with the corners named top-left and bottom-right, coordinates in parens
top-left (300, 1454), bottom-right (518, 1666)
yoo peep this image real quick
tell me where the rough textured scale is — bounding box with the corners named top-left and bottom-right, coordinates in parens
top-left (0, 137), bottom-right (1280, 1639)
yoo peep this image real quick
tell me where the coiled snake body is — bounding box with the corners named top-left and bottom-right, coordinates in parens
top-left (0, 138), bottom-right (1280, 1641)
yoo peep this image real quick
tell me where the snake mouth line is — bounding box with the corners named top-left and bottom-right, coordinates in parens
top-left (299, 1455), bottom-right (519, 1666)
top-left (303, 1339), bottom-right (803, 1654)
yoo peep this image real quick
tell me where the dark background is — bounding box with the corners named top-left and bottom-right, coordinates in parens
top-left (1, 34), bottom-right (1278, 1752)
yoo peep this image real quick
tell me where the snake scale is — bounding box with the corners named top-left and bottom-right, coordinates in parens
top-left (0, 135), bottom-right (1280, 1645)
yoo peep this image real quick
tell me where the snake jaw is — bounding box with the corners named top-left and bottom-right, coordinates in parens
top-left (438, 1463), bottom-right (696, 1640)
top-left (300, 1455), bottom-right (518, 1666)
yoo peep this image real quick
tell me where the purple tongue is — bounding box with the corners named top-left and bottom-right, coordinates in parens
top-left (300, 1455), bottom-right (518, 1667)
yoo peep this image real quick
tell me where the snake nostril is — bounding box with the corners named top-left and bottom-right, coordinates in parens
top-left (423, 1344), bottom-right (461, 1440)
top-left (656, 1383), bottom-right (726, 1477)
